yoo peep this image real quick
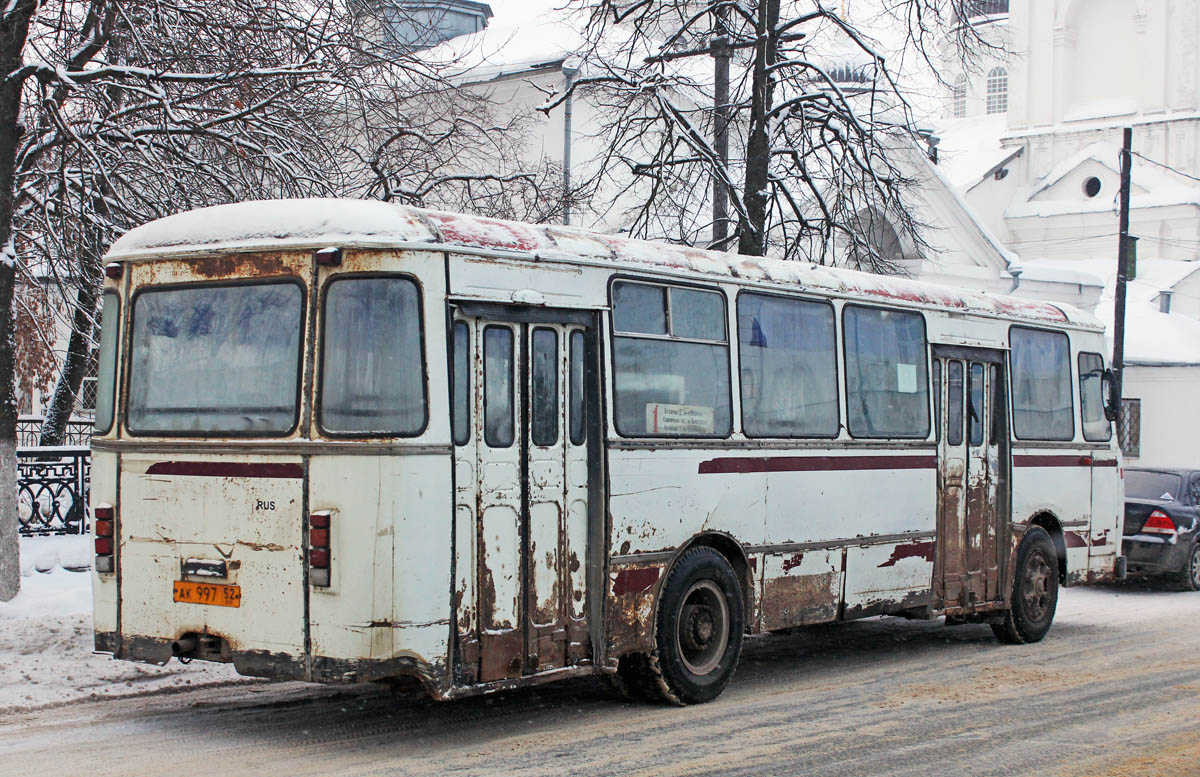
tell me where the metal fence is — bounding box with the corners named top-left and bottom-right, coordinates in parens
top-left (16, 417), bottom-right (94, 447)
top-left (17, 446), bottom-right (91, 536)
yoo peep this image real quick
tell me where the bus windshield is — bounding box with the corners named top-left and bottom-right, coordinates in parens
top-left (127, 281), bottom-right (303, 434)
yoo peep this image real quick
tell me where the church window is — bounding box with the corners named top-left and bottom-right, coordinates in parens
top-left (986, 67), bottom-right (1008, 114)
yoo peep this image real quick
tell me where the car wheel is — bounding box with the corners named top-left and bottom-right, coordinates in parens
top-left (1176, 543), bottom-right (1200, 592)
top-left (992, 526), bottom-right (1059, 645)
top-left (644, 547), bottom-right (744, 705)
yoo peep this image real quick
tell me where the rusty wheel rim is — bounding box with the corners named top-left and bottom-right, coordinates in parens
top-left (1022, 549), bottom-right (1054, 622)
top-left (676, 580), bottom-right (729, 676)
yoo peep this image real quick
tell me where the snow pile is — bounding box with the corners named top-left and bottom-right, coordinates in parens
top-left (0, 539), bottom-right (250, 714)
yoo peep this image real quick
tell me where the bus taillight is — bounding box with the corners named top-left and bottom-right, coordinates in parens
top-left (94, 504), bottom-right (115, 573)
top-left (309, 510), bottom-right (333, 587)
top-left (1143, 510), bottom-right (1177, 537)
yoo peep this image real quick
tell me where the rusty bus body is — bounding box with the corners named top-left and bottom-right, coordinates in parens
top-left (90, 200), bottom-right (1124, 703)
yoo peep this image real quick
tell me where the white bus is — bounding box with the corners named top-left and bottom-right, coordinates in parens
top-left (90, 200), bottom-right (1124, 704)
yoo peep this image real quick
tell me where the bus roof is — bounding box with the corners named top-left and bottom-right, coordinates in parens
top-left (105, 198), bottom-right (1100, 330)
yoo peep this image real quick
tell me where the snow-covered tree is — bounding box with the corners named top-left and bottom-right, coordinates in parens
top-left (549, 0), bottom-right (993, 266)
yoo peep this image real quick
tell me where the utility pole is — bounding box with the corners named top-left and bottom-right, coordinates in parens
top-left (1111, 127), bottom-right (1132, 422)
top-left (711, 17), bottom-right (730, 247)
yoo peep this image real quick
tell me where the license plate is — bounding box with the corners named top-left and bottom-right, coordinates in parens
top-left (173, 580), bottom-right (242, 608)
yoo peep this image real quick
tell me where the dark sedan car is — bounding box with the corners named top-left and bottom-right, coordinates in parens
top-left (1123, 467), bottom-right (1200, 590)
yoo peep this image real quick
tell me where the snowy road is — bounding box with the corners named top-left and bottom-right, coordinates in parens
top-left (2, 584), bottom-right (1200, 777)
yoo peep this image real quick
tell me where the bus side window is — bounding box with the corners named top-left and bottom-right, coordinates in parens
top-left (932, 361), bottom-right (941, 441)
top-left (947, 361), bottom-right (964, 447)
top-left (531, 328), bottom-right (559, 446)
top-left (452, 321), bottom-right (470, 446)
top-left (569, 330), bottom-right (585, 446)
top-left (484, 326), bottom-right (515, 448)
top-left (969, 362), bottom-right (984, 446)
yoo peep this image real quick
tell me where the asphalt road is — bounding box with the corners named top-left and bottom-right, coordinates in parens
top-left (2, 583), bottom-right (1199, 777)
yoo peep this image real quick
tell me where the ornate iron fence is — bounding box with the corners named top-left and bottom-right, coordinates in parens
top-left (16, 417), bottom-right (94, 447)
top-left (17, 446), bottom-right (91, 536)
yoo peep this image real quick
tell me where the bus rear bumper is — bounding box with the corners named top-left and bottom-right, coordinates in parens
top-left (101, 632), bottom-right (447, 695)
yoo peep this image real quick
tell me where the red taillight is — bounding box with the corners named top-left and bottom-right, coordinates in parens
top-left (309, 510), bottom-right (332, 587)
top-left (1143, 509), bottom-right (1177, 536)
top-left (104, 262), bottom-right (123, 280)
top-left (94, 503), bottom-right (115, 573)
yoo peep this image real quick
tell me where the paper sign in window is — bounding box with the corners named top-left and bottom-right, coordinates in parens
top-left (896, 363), bottom-right (918, 394)
top-left (645, 403), bottom-right (715, 435)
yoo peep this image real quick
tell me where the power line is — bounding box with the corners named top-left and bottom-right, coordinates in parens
top-left (1131, 150), bottom-right (1200, 185)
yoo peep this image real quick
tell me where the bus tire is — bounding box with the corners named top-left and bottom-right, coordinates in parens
top-left (992, 526), bottom-right (1058, 645)
top-left (647, 546), bottom-right (744, 705)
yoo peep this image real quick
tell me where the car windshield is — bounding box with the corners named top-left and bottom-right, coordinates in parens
top-left (1125, 470), bottom-right (1182, 501)
top-left (128, 281), bottom-right (303, 434)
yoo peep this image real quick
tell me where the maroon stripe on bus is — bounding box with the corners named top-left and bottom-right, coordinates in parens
top-left (698, 455), bottom-right (937, 475)
top-left (611, 567), bottom-right (661, 596)
top-left (1012, 455), bottom-right (1106, 468)
top-left (145, 461), bottom-right (303, 479)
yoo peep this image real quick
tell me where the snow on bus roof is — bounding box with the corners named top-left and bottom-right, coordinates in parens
top-left (106, 198), bottom-right (1096, 329)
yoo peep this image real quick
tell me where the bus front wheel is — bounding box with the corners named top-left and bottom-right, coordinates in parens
top-left (992, 526), bottom-right (1059, 645)
top-left (645, 546), bottom-right (744, 705)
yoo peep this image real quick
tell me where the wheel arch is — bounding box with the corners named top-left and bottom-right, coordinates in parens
top-left (669, 531), bottom-right (756, 631)
top-left (1028, 512), bottom-right (1067, 583)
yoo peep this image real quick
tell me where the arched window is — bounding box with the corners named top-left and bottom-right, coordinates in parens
top-left (952, 75), bottom-right (968, 118)
top-left (986, 67), bottom-right (1008, 114)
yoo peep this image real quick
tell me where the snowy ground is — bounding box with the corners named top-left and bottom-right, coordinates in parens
top-left (0, 536), bottom-right (249, 714)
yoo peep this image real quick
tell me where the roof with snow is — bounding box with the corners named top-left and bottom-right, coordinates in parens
top-left (106, 198), bottom-right (1098, 329)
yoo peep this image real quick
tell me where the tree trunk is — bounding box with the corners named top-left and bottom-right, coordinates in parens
top-left (738, 0), bottom-right (780, 257)
top-left (0, 0), bottom-right (40, 601)
top-left (39, 266), bottom-right (102, 447)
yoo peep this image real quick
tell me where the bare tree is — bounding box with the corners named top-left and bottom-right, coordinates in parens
top-left (545, 0), bottom-right (990, 268)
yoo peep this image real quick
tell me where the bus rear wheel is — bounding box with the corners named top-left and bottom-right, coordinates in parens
top-left (992, 526), bottom-right (1059, 645)
top-left (644, 546), bottom-right (744, 705)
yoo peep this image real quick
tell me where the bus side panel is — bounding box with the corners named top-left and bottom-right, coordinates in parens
top-left (764, 464), bottom-right (936, 622)
top-left (91, 450), bottom-right (119, 653)
top-left (1086, 457), bottom-right (1122, 582)
top-left (1011, 457), bottom-right (1091, 581)
top-left (607, 450), bottom-right (768, 554)
top-left (307, 454), bottom-right (452, 688)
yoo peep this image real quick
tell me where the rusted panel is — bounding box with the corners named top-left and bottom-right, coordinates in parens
top-left (606, 562), bottom-right (663, 657)
top-left (877, 540), bottom-right (935, 568)
top-left (760, 549), bottom-right (843, 631)
top-left (698, 454), bottom-right (937, 475)
top-left (479, 630), bottom-right (524, 682)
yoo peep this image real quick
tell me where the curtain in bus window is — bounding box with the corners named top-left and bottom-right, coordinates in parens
top-left (612, 281), bottom-right (731, 437)
top-left (1010, 327), bottom-right (1073, 441)
top-left (1078, 352), bottom-right (1112, 442)
top-left (321, 278), bottom-right (425, 435)
top-left (737, 293), bottom-right (837, 437)
top-left (128, 282), bottom-right (302, 434)
top-left (843, 306), bottom-right (930, 438)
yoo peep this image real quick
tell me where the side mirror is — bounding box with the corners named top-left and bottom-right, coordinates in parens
top-left (1102, 369), bottom-right (1119, 422)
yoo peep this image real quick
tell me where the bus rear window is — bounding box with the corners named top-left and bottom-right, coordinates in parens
top-left (128, 281), bottom-right (303, 435)
top-left (320, 276), bottom-right (426, 436)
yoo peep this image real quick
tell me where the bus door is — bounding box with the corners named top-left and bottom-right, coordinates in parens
top-left (452, 309), bottom-right (593, 683)
top-left (933, 348), bottom-right (1010, 611)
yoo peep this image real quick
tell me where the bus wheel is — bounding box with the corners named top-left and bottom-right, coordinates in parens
top-left (647, 547), bottom-right (744, 705)
top-left (992, 526), bottom-right (1059, 645)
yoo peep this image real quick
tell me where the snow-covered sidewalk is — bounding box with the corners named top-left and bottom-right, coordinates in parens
top-left (0, 537), bottom-right (250, 714)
